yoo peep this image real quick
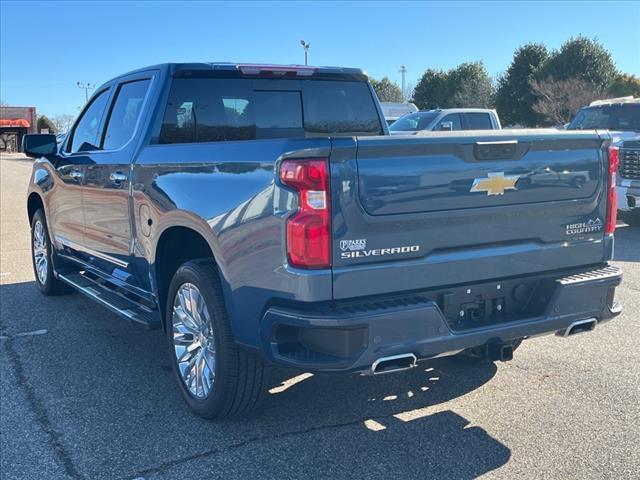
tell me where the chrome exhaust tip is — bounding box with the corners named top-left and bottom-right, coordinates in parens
top-left (370, 353), bottom-right (417, 375)
top-left (558, 318), bottom-right (597, 337)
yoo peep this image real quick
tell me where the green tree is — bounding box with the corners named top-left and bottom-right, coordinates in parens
top-left (412, 62), bottom-right (494, 109)
top-left (37, 115), bottom-right (57, 133)
top-left (412, 69), bottom-right (450, 109)
top-left (608, 73), bottom-right (640, 97)
top-left (495, 43), bottom-right (549, 126)
top-left (370, 77), bottom-right (403, 102)
top-left (538, 36), bottom-right (616, 88)
top-left (449, 62), bottom-right (494, 108)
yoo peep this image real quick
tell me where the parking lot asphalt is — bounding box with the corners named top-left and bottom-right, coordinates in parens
top-left (1, 155), bottom-right (638, 480)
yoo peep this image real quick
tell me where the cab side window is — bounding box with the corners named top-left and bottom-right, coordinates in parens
top-left (102, 79), bottom-right (151, 150)
top-left (68, 89), bottom-right (110, 153)
top-left (463, 112), bottom-right (493, 130)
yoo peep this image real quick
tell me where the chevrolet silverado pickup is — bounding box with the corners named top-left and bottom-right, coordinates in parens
top-left (24, 63), bottom-right (622, 418)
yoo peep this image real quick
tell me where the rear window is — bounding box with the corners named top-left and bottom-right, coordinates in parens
top-left (159, 78), bottom-right (382, 144)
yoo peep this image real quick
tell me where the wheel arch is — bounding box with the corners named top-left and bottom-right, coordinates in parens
top-left (27, 192), bottom-right (45, 224)
top-left (152, 221), bottom-right (227, 330)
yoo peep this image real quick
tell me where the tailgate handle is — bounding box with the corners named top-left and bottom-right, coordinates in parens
top-left (474, 140), bottom-right (518, 160)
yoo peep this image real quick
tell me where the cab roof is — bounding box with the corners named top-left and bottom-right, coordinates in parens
top-left (589, 96), bottom-right (640, 107)
top-left (116, 62), bottom-right (369, 82)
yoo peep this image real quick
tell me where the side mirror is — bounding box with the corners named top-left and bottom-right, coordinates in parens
top-left (22, 134), bottom-right (58, 158)
top-left (438, 121), bottom-right (453, 132)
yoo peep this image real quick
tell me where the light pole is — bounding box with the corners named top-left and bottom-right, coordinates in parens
top-left (76, 81), bottom-right (94, 103)
top-left (399, 65), bottom-right (407, 102)
top-left (300, 40), bottom-right (310, 66)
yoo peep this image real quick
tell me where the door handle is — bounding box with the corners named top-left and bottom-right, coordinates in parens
top-left (69, 170), bottom-right (83, 180)
top-left (109, 172), bottom-right (127, 184)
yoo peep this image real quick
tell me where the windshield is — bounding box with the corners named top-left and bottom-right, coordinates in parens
top-left (568, 104), bottom-right (640, 132)
top-left (389, 112), bottom-right (439, 131)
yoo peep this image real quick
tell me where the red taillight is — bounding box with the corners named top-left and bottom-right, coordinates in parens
top-left (280, 159), bottom-right (331, 269)
top-left (605, 146), bottom-right (619, 235)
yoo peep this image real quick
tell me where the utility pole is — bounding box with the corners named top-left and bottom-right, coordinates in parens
top-left (399, 65), bottom-right (407, 102)
top-left (300, 40), bottom-right (310, 66)
top-left (76, 81), bottom-right (94, 103)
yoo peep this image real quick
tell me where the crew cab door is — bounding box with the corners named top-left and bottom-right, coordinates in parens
top-left (51, 88), bottom-right (112, 254)
top-left (82, 74), bottom-right (153, 283)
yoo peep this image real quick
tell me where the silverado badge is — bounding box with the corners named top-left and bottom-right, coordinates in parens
top-left (470, 172), bottom-right (520, 196)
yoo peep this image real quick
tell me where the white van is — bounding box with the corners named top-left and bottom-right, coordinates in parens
top-left (380, 102), bottom-right (419, 125)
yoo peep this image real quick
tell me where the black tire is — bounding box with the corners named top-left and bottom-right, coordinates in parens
top-left (621, 212), bottom-right (640, 227)
top-left (30, 209), bottom-right (72, 295)
top-left (165, 259), bottom-right (265, 419)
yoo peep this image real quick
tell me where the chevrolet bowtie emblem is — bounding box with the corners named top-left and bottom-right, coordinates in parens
top-left (470, 172), bottom-right (520, 196)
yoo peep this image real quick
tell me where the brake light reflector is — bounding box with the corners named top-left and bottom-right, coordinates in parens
top-left (279, 159), bottom-right (331, 269)
top-left (238, 64), bottom-right (316, 77)
top-left (605, 146), bottom-right (619, 235)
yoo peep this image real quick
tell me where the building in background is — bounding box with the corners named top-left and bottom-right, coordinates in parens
top-left (0, 106), bottom-right (37, 152)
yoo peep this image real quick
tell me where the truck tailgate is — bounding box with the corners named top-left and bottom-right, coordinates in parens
top-left (330, 130), bottom-right (611, 299)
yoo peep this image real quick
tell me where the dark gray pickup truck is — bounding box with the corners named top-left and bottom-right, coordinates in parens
top-left (24, 63), bottom-right (622, 418)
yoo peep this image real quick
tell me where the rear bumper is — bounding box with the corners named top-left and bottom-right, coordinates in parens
top-left (260, 264), bottom-right (622, 372)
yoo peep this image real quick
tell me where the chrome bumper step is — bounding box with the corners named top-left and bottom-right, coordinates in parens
top-left (58, 271), bottom-right (161, 329)
top-left (557, 265), bottom-right (622, 286)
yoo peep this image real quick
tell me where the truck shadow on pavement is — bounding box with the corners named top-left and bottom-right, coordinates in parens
top-left (1, 280), bottom-right (510, 480)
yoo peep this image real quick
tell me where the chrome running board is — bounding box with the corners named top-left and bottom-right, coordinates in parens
top-left (58, 271), bottom-right (161, 329)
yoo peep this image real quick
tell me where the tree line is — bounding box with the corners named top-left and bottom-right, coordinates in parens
top-left (371, 36), bottom-right (640, 127)
top-left (36, 114), bottom-right (75, 134)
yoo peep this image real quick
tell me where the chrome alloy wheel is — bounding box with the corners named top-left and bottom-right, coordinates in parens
top-left (33, 221), bottom-right (48, 285)
top-left (172, 283), bottom-right (216, 399)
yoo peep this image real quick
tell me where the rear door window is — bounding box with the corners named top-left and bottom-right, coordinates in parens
top-left (159, 78), bottom-right (382, 144)
top-left (463, 112), bottom-right (493, 130)
top-left (102, 79), bottom-right (151, 150)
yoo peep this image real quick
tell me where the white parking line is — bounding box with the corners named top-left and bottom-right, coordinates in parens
top-left (0, 329), bottom-right (48, 340)
top-left (15, 329), bottom-right (48, 337)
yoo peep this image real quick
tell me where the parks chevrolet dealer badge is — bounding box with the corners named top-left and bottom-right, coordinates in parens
top-left (339, 238), bottom-right (420, 259)
top-left (470, 172), bottom-right (520, 195)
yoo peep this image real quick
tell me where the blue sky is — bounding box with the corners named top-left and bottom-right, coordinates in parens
top-left (1, 0), bottom-right (639, 117)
